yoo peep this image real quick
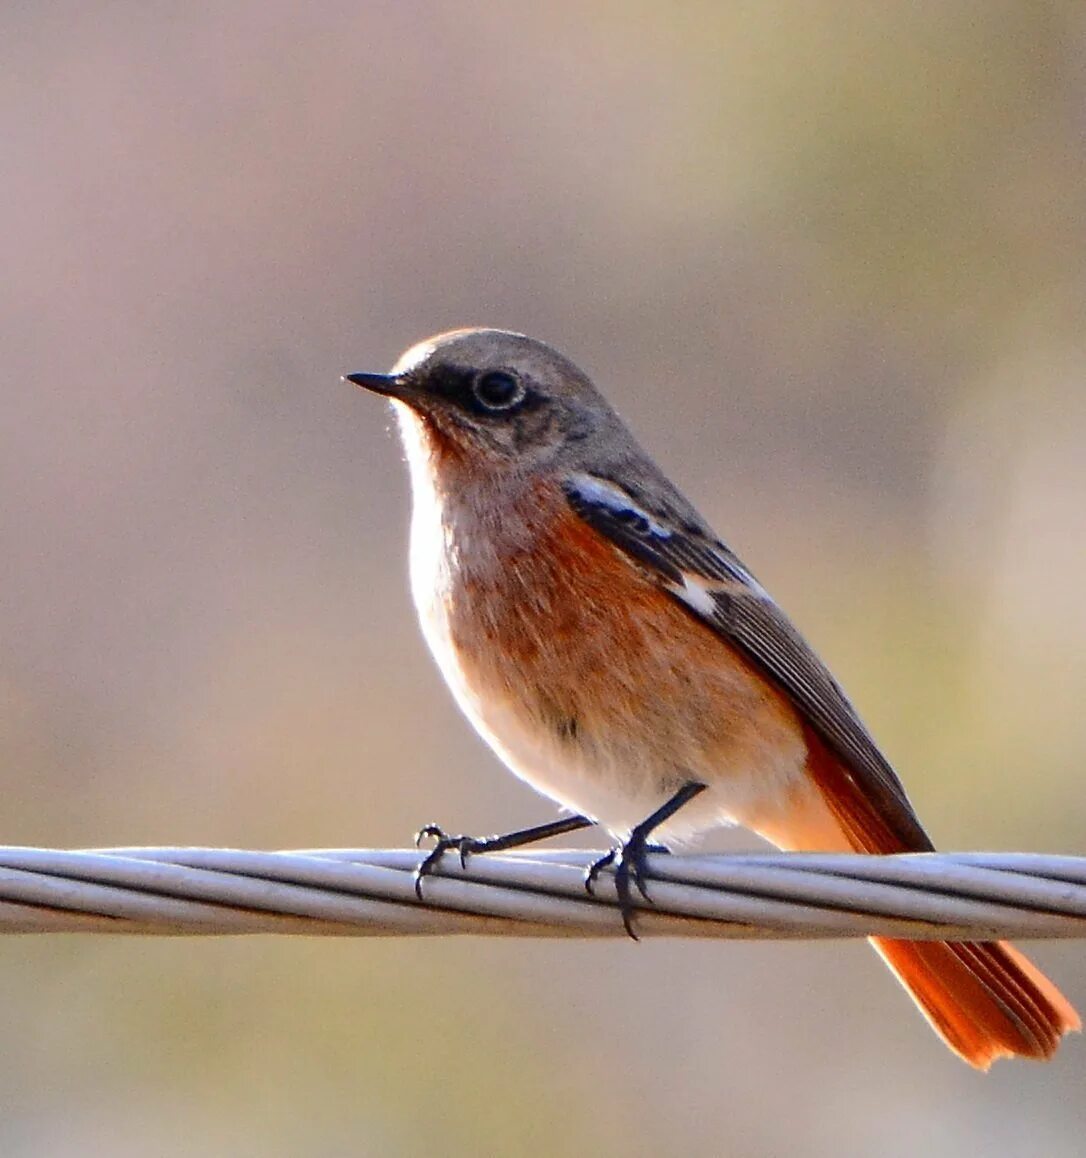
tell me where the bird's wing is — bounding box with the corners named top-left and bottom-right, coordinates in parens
top-left (562, 471), bottom-right (933, 851)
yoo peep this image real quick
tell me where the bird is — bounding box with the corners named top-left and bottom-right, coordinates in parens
top-left (345, 327), bottom-right (1079, 1069)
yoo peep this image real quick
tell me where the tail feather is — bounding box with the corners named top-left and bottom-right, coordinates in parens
top-left (754, 731), bottom-right (1081, 1068)
top-left (873, 938), bottom-right (1080, 1070)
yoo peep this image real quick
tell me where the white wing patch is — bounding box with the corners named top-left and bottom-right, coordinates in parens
top-left (668, 572), bottom-right (717, 615)
top-left (564, 471), bottom-right (769, 600)
top-left (565, 473), bottom-right (673, 539)
top-left (666, 571), bottom-right (755, 616)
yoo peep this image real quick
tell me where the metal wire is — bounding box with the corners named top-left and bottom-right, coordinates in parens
top-left (1, 846), bottom-right (1086, 940)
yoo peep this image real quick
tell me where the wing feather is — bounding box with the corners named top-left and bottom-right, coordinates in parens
top-left (563, 471), bottom-right (932, 851)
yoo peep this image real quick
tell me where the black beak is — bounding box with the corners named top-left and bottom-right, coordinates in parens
top-left (343, 371), bottom-right (405, 397)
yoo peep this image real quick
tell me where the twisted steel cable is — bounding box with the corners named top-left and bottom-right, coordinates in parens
top-left (0, 846), bottom-right (1084, 941)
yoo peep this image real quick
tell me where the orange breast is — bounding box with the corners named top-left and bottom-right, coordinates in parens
top-left (440, 477), bottom-right (811, 822)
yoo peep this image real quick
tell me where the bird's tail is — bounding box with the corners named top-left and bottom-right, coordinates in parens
top-left (751, 732), bottom-right (1080, 1068)
top-left (870, 936), bottom-right (1080, 1070)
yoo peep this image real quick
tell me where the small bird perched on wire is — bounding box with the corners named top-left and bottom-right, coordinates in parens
top-left (346, 327), bottom-right (1078, 1069)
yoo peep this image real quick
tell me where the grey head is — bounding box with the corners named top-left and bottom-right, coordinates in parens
top-left (345, 328), bottom-right (632, 469)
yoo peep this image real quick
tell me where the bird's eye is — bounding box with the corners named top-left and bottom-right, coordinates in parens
top-left (472, 370), bottom-right (525, 411)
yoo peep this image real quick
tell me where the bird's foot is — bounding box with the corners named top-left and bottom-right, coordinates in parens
top-left (412, 824), bottom-right (487, 900)
top-left (411, 814), bottom-right (597, 900)
top-left (585, 835), bottom-right (668, 940)
top-left (583, 781), bottom-right (707, 939)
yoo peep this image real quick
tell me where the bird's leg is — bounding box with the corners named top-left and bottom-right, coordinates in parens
top-left (585, 781), bottom-right (707, 939)
top-left (413, 814), bottom-right (595, 899)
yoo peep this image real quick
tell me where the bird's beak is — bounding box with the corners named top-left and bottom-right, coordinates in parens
top-left (343, 371), bottom-right (410, 399)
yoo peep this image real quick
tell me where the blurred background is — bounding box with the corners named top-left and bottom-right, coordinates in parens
top-left (3, 2), bottom-right (1086, 1154)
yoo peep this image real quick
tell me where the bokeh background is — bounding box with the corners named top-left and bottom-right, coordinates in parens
top-left (4, 3), bottom-right (1086, 1155)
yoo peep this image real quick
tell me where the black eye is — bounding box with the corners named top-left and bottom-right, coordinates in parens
top-left (472, 370), bottom-right (525, 411)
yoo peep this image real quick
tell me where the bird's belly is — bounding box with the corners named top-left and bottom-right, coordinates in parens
top-left (413, 491), bottom-right (810, 840)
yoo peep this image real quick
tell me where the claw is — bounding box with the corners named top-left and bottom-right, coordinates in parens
top-left (407, 812), bottom-right (599, 902)
top-left (415, 823), bottom-right (446, 849)
top-left (584, 848), bottom-right (616, 896)
top-left (585, 835), bottom-right (657, 940)
top-left (580, 782), bottom-right (707, 939)
top-left (412, 828), bottom-right (481, 899)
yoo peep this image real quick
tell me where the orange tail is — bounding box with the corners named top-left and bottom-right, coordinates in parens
top-left (872, 937), bottom-right (1080, 1070)
top-left (754, 726), bottom-right (1080, 1068)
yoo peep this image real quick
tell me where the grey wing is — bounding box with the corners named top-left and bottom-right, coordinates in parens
top-left (562, 471), bottom-right (932, 850)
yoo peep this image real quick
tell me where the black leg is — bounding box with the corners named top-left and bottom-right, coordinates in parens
top-left (585, 781), bottom-right (707, 940)
top-left (413, 814), bottom-right (595, 899)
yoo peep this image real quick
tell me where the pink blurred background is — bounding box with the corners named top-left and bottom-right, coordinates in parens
top-left (3, 3), bottom-right (1086, 1154)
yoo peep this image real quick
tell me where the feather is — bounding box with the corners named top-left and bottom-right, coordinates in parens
top-left (562, 470), bottom-right (931, 850)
